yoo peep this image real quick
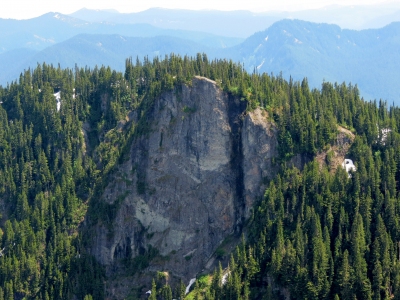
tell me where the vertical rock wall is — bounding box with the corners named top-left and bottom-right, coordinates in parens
top-left (90, 76), bottom-right (278, 281)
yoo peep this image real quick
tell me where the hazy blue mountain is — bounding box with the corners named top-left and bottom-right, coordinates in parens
top-left (0, 48), bottom-right (39, 84)
top-left (0, 34), bottom-right (210, 84)
top-left (69, 4), bottom-right (400, 39)
top-left (68, 8), bottom-right (120, 22)
top-left (1, 19), bottom-right (400, 104)
top-left (101, 8), bottom-right (281, 38)
top-left (0, 13), bottom-right (83, 52)
top-left (0, 12), bottom-right (243, 54)
top-left (283, 3), bottom-right (400, 30)
top-left (367, 9), bottom-right (400, 28)
top-left (232, 19), bottom-right (400, 102)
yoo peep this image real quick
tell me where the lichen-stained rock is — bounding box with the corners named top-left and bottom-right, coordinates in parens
top-left (90, 76), bottom-right (278, 283)
top-left (242, 108), bottom-right (278, 218)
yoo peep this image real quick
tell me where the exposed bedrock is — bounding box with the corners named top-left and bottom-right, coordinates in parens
top-left (90, 76), bottom-right (278, 280)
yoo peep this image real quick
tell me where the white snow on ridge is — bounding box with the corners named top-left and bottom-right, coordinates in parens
top-left (265, 36), bottom-right (269, 42)
top-left (294, 38), bottom-right (302, 44)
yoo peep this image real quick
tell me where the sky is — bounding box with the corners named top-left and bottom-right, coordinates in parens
top-left (0, 0), bottom-right (394, 19)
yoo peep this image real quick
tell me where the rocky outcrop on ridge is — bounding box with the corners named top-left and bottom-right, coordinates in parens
top-left (89, 76), bottom-right (278, 292)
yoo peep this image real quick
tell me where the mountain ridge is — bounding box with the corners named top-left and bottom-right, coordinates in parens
top-left (69, 4), bottom-right (400, 36)
top-left (2, 18), bottom-right (400, 103)
top-left (0, 12), bottom-right (243, 54)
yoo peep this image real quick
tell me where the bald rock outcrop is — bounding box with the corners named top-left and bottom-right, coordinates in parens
top-left (89, 76), bottom-right (278, 283)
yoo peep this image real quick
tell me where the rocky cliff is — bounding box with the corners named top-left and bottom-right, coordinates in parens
top-left (89, 76), bottom-right (278, 294)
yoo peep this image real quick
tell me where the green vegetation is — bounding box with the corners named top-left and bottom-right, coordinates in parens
top-left (0, 53), bottom-right (400, 299)
top-left (182, 105), bottom-right (197, 114)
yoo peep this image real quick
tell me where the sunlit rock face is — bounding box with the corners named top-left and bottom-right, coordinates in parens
top-left (90, 76), bottom-right (278, 283)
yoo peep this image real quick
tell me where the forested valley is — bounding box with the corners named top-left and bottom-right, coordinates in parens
top-left (0, 54), bottom-right (400, 299)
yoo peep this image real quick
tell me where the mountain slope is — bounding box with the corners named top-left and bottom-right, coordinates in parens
top-left (0, 12), bottom-right (243, 54)
top-left (232, 19), bottom-right (400, 102)
top-left (69, 4), bottom-right (400, 38)
top-left (0, 48), bottom-right (38, 83)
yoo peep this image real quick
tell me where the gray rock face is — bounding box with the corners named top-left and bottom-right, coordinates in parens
top-left (242, 108), bottom-right (278, 218)
top-left (90, 76), bottom-right (278, 280)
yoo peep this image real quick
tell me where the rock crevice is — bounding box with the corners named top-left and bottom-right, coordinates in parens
top-left (90, 76), bottom-right (278, 282)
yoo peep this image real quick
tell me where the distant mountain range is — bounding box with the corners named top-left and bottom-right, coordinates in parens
top-left (71, 4), bottom-right (400, 37)
top-left (0, 11), bottom-right (400, 104)
top-left (0, 34), bottom-right (209, 75)
top-left (233, 20), bottom-right (400, 102)
top-left (0, 12), bottom-right (243, 54)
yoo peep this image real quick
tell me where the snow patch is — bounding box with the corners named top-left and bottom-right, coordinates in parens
top-left (265, 36), bottom-right (269, 41)
top-left (254, 43), bottom-right (262, 53)
top-left (283, 30), bottom-right (291, 37)
top-left (222, 271), bottom-right (230, 285)
top-left (54, 14), bottom-right (60, 19)
top-left (310, 47), bottom-right (320, 53)
top-left (257, 59), bottom-right (265, 70)
top-left (380, 128), bottom-right (391, 144)
top-left (346, 40), bottom-right (356, 46)
top-left (294, 38), bottom-right (302, 44)
top-left (96, 42), bottom-right (102, 47)
top-left (185, 278), bottom-right (196, 295)
top-left (33, 35), bottom-right (55, 43)
top-left (54, 91), bottom-right (61, 112)
top-left (342, 159), bottom-right (356, 177)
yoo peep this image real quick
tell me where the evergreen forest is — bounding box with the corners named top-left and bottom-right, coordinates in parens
top-left (0, 54), bottom-right (400, 299)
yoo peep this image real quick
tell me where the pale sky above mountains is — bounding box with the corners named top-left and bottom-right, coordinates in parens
top-left (0, 0), bottom-right (395, 19)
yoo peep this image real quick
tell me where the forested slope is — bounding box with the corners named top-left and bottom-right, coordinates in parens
top-left (0, 54), bottom-right (399, 299)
